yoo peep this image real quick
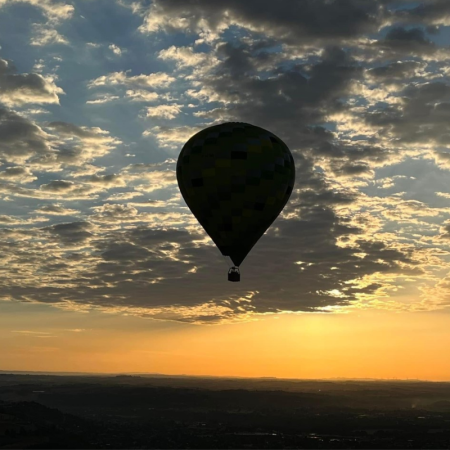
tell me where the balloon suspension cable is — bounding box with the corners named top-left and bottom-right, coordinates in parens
top-left (222, 255), bottom-right (234, 267)
top-left (228, 266), bottom-right (240, 282)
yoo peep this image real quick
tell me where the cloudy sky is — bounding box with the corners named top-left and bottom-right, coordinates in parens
top-left (1, 0), bottom-right (450, 379)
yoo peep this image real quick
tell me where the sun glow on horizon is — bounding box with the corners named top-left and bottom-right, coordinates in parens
top-left (1, 301), bottom-right (449, 381)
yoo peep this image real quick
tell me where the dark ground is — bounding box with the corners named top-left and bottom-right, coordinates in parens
top-left (0, 372), bottom-right (450, 448)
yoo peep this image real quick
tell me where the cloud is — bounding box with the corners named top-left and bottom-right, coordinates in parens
top-left (0, 214), bottom-right (48, 225)
top-left (88, 71), bottom-right (175, 88)
top-left (47, 121), bottom-right (111, 140)
top-left (1, 0), bottom-right (450, 322)
top-left (0, 198), bottom-right (420, 323)
top-left (108, 44), bottom-right (123, 56)
top-left (33, 204), bottom-right (80, 216)
top-left (106, 191), bottom-right (144, 201)
top-left (393, 0), bottom-right (450, 26)
top-left (137, 0), bottom-right (387, 45)
top-left (159, 45), bottom-right (207, 67)
top-left (145, 104), bottom-right (182, 119)
top-left (11, 330), bottom-right (56, 338)
top-left (40, 180), bottom-right (76, 192)
top-left (0, 58), bottom-right (64, 106)
top-left (90, 203), bottom-right (139, 223)
top-left (181, 45), bottom-right (364, 168)
top-left (31, 25), bottom-right (70, 46)
top-left (42, 221), bottom-right (93, 245)
top-left (0, 107), bottom-right (51, 164)
top-left (0, 0), bottom-right (74, 22)
top-left (0, 135), bottom-right (425, 323)
top-left (46, 121), bottom-right (122, 168)
top-left (369, 26), bottom-right (450, 60)
top-left (0, 0), bottom-right (74, 46)
top-left (120, 162), bottom-right (178, 193)
top-left (86, 94), bottom-right (120, 104)
top-left (0, 166), bottom-right (36, 183)
top-left (88, 173), bottom-right (126, 187)
top-left (438, 221), bottom-right (450, 240)
top-left (143, 125), bottom-right (203, 148)
top-left (366, 61), bottom-right (427, 84)
top-left (125, 89), bottom-right (159, 102)
top-left (364, 81), bottom-right (450, 149)
top-left (158, 46), bottom-right (217, 75)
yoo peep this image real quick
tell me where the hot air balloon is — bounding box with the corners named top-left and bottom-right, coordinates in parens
top-left (177, 122), bottom-right (295, 282)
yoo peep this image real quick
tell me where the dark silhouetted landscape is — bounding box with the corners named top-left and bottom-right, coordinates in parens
top-left (1, 372), bottom-right (450, 448)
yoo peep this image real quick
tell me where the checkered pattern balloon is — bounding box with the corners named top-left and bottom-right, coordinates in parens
top-left (177, 122), bottom-right (296, 267)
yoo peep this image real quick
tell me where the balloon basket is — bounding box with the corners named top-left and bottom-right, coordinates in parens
top-left (228, 267), bottom-right (240, 282)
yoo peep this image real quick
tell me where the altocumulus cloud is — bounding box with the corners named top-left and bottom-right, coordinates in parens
top-left (0, 0), bottom-right (450, 322)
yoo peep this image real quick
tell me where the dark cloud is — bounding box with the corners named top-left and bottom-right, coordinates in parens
top-left (296, 190), bottom-right (357, 207)
top-left (306, 138), bottom-right (391, 168)
top-left (45, 120), bottom-right (121, 166)
top-left (215, 42), bottom-right (254, 77)
top-left (0, 201), bottom-right (419, 321)
top-left (0, 167), bottom-right (27, 177)
top-left (47, 121), bottom-right (104, 139)
top-left (147, 0), bottom-right (450, 177)
top-left (373, 26), bottom-right (439, 57)
top-left (0, 58), bottom-right (15, 75)
top-left (334, 161), bottom-right (373, 176)
top-left (2, 72), bottom-right (54, 94)
top-left (0, 165), bottom-right (35, 184)
top-left (439, 223), bottom-right (450, 239)
top-left (43, 221), bottom-right (93, 245)
top-left (90, 203), bottom-right (139, 222)
top-left (366, 61), bottom-right (425, 83)
top-left (88, 174), bottom-right (125, 187)
top-left (365, 82), bottom-right (450, 145)
top-left (0, 215), bottom-right (18, 224)
top-left (0, 101), bottom-right (116, 173)
top-left (426, 25), bottom-right (440, 35)
top-left (0, 58), bottom-right (62, 106)
top-left (0, 107), bottom-right (50, 163)
top-left (393, 0), bottom-right (450, 25)
top-left (0, 140), bottom-right (420, 322)
top-left (385, 26), bottom-right (433, 45)
top-left (40, 180), bottom-right (74, 191)
top-left (1, 0), bottom-right (448, 321)
top-left (101, 242), bottom-right (153, 262)
top-left (142, 0), bottom-right (387, 44)
top-left (197, 45), bottom-right (362, 152)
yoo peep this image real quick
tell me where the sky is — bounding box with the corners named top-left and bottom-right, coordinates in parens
top-left (1, 0), bottom-right (450, 380)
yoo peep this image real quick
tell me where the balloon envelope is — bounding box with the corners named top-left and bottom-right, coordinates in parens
top-left (177, 122), bottom-right (295, 267)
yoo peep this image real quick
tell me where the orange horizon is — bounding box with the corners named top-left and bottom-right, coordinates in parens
top-left (1, 301), bottom-right (450, 382)
top-left (0, 368), bottom-right (449, 383)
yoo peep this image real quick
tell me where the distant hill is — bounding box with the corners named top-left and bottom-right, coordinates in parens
top-left (0, 401), bottom-right (95, 448)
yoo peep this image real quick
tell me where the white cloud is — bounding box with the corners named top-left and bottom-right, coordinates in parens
top-left (33, 204), bottom-right (80, 216)
top-left (31, 25), bottom-right (69, 46)
top-left (143, 125), bottom-right (203, 148)
top-left (109, 44), bottom-right (123, 56)
top-left (145, 104), bottom-right (182, 119)
top-left (0, 0), bottom-right (74, 22)
top-left (125, 89), bottom-right (159, 102)
top-left (158, 45), bottom-right (211, 68)
top-left (88, 71), bottom-right (175, 88)
top-left (86, 94), bottom-right (121, 104)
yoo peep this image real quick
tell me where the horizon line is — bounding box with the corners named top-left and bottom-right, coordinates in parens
top-left (0, 369), bottom-right (449, 383)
